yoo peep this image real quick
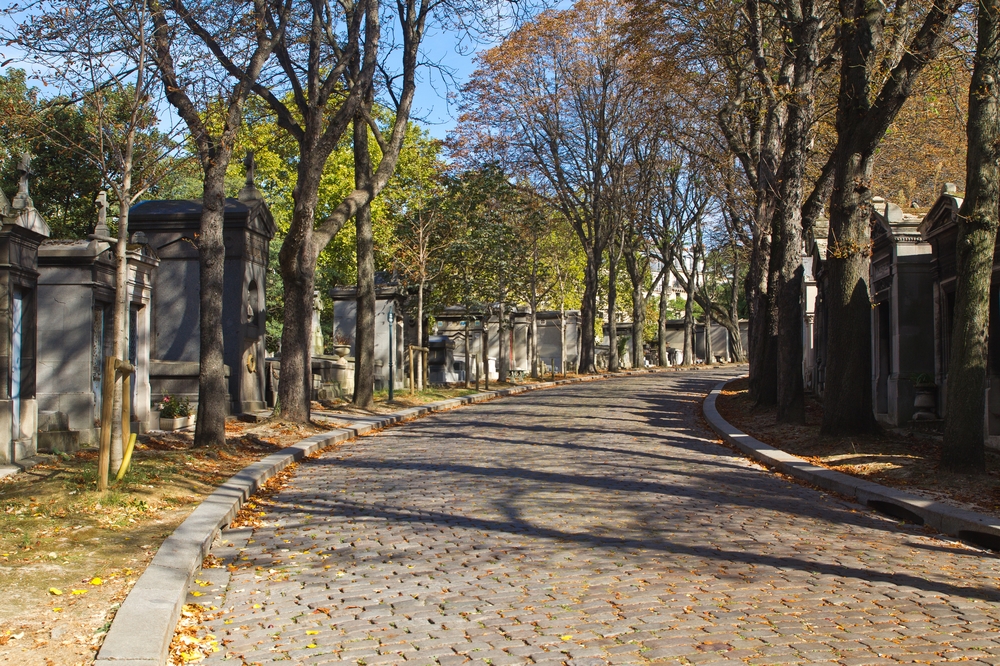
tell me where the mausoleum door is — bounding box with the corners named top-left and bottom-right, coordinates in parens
top-left (92, 307), bottom-right (105, 413)
top-left (11, 289), bottom-right (22, 433)
top-left (129, 307), bottom-right (138, 416)
top-left (875, 301), bottom-right (891, 415)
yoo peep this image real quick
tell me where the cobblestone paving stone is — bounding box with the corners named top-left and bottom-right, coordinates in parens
top-left (188, 370), bottom-right (1000, 664)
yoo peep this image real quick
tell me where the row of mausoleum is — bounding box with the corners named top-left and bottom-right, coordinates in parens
top-left (803, 183), bottom-right (1000, 443)
top-left (1, 155), bottom-right (275, 471)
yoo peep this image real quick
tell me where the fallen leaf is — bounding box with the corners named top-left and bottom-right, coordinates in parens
top-left (49, 588), bottom-right (62, 595)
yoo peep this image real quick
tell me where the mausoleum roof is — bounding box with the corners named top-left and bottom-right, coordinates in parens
top-left (129, 197), bottom-right (277, 239)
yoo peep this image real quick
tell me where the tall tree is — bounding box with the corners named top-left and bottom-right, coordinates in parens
top-left (200, 0), bottom-right (509, 420)
top-left (148, 0), bottom-right (291, 444)
top-left (455, 0), bottom-right (659, 374)
top-left (941, 0), bottom-right (1000, 472)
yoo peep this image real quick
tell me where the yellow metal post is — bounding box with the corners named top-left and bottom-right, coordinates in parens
top-left (97, 356), bottom-right (116, 492)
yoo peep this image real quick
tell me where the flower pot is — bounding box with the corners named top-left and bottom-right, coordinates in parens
top-left (332, 344), bottom-right (351, 360)
top-left (912, 383), bottom-right (938, 421)
top-left (159, 415), bottom-right (195, 431)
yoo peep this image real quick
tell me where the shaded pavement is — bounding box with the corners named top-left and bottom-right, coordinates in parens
top-left (187, 369), bottom-right (1000, 665)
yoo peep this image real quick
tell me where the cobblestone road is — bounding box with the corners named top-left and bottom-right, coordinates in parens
top-left (188, 369), bottom-right (1000, 665)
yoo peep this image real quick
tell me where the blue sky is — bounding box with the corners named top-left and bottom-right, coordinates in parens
top-left (409, 29), bottom-right (492, 141)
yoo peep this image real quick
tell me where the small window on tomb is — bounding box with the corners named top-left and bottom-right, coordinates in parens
top-left (247, 280), bottom-right (260, 325)
top-left (92, 307), bottom-right (105, 383)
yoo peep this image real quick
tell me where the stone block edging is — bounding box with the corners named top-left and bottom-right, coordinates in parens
top-left (95, 364), bottom-right (703, 665)
top-left (703, 379), bottom-right (1000, 555)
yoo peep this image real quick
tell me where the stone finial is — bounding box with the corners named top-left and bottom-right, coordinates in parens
top-left (942, 182), bottom-right (958, 195)
top-left (94, 190), bottom-right (111, 237)
top-left (12, 153), bottom-right (33, 210)
top-left (238, 150), bottom-right (263, 202)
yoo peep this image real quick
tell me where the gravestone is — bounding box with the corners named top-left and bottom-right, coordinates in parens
top-left (37, 191), bottom-right (159, 444)
top-left (129, 155), bottom-right (275, 414)
top-left (0, 155), bottom-right (50, 466)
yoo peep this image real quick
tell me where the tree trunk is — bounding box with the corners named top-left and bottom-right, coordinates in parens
top-left (755, 230), bottom-right (781, 406)
top-left (109, 191), bottom-right (130, 470)
top-left (498, 306), bottom-right (509, 380)
top-left (464, 303), bottom-right (471, 389)
top-left (353, 109), bottom-right (376, 408)
top-left (729, 239), bottom-right (746, 362)
top-left (418, 279), bottom-right (426, 390)
top-left (658, 270), bottom-right (669, 365)
top-left (821, 150), bottom-right (877, 435)
top-left (483, 318), bottom-right (489, 388)
top-left (530, 244), bottom-right (539, 378)
top-left (941, 0), bottom-right (1000, 472)
top-left (194, 159), bottom-right (229, 446)
top-left (276, 159), bottom-right (322, 422)
top-left (560, 299), bottom-right (566, 375)
top-left (700, 311), bottom-right (711, 365)
top-left (627, 254), bottom-right (645, 369)
top-left (747, 228), bottom-right (773, 400)
top-left (774, 1), bottom-right (821, 424)
top-left (608, 250), bottom-right (619, 372)
top-left (579, 251), bottom-right (601, 373)
top-left (683, 295), bottom-right (694, 365)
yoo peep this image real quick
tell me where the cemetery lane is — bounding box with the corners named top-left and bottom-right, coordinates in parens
top-left (190, 369), bottom-right (1000, 665)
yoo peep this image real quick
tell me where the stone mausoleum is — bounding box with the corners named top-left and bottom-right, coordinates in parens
top-left (36, 194), bottom-right (159, 445)
top-left (0, 156), bottom-right (50, 467)
top-left (129, 158), bottom-right (275, 414)
top-left (868, 197), bottom-right (935, 426)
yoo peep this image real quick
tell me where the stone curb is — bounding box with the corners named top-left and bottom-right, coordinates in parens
top-left (703, 380), bottom-right (1000, 554)
top-left (94, 364), bottom-right (704, 666)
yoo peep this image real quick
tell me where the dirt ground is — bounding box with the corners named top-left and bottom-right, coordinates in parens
top-left (716, 377), bottom-right (1000, 521)
top-left (0, 384), bottom-right (511, 666)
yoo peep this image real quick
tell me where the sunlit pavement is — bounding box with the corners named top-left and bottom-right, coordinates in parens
top-left (189, 369), bottom-right (1000, 665)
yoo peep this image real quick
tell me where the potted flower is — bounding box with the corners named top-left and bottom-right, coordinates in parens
top-left (158, 395), bottom-right (194, 431)
top-left (911, 373), bottom-right (938, 421)
top-left (330, 331), bottom-right (352, 360)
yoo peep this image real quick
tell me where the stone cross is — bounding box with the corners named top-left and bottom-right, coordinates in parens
top-left (244, 151), bottom-right (255, 187)
top-left (238, 151), bottom-right (263, 202)
top-left (312, 290), bottom-right (325, 357)
top-left (94, 191), bottom-right (110, 238)
top-left (12, 153), bottom-right (33, 210)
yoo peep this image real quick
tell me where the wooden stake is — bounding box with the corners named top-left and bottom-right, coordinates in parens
top-left (409, 346), bottom-right (415, 396)
top-left (97, 356), bottom-right (115, 492)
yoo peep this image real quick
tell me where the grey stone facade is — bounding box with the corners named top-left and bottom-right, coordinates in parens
top-left (869, 197), bottom-right (936, 426)
top-left (36, 238), bottom-right (159, 443)
top-left (129, 188), bottom-right (275, 414)
top-left (329, 285), bottom-right (407, 390)
top-left (0, 158), bottom-right (50, 465)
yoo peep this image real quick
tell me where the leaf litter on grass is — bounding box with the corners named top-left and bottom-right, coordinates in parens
top-left (0, 417), bottom-right (330, 666)
top-left (716, 377), bottom-right (1000, 519)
